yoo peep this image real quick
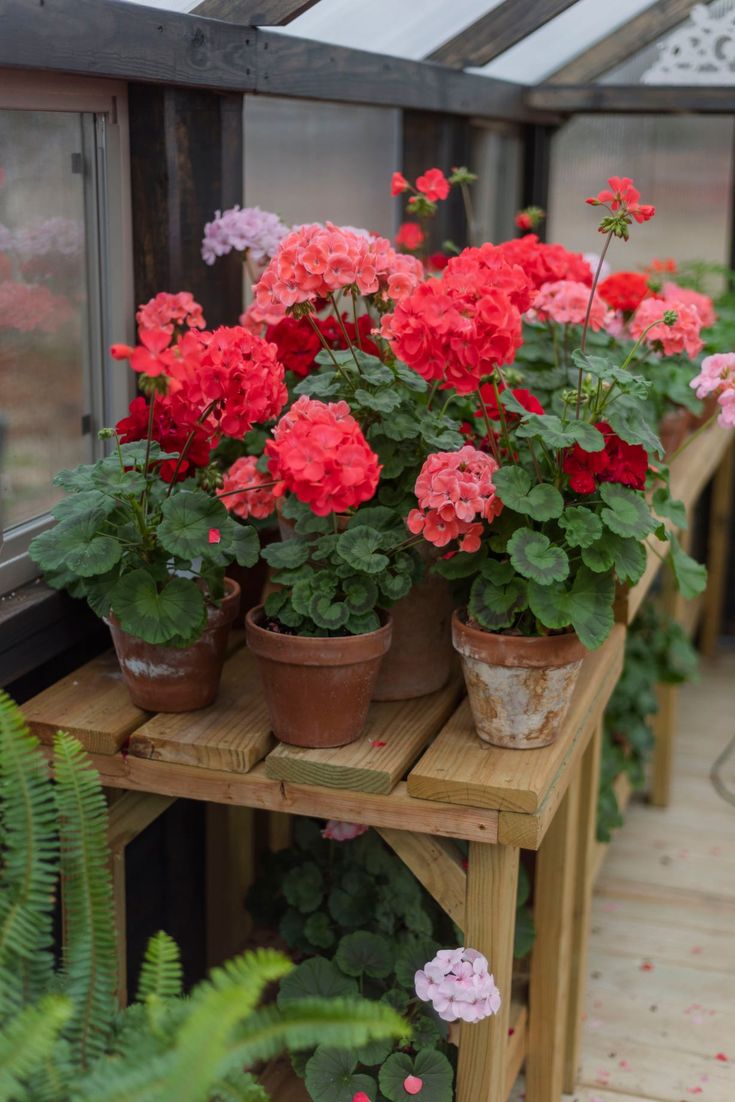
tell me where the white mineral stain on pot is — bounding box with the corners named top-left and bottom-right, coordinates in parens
top-left (120, 657), bottom-right (187, 680)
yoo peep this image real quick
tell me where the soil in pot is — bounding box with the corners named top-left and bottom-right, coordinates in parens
top-left (452, 609), bottom-right (586, 749)
top-left (108, 578), bottom-right (241, 712)
top-left (246, 605), bottom-right (392, 748)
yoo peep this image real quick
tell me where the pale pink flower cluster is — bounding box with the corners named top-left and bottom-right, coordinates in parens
top-left (321, 821), bottom-right (368, 842)
top-left (629, 297), bottom-right (704, 359)
top-left (255, 222), bottom-right (423, 310)
top-left (662, 281), bottom-right (716, 329)
top-left (218, 455), bottom-right (277, 520)
top-left (415, 948), bottom-right (502, 1023)
top-left (532, 279), bottom-right (608, 330)
top-left (0, 280), bottom-right (74, 333)
top-left (201, 205), bottom-right (289, 266)
top-left (408, 445), bottom-right (502, 553)
top-left (691, 353), bottom-right (735, 428)
top-left (11, 216), bottom-right (83, 259)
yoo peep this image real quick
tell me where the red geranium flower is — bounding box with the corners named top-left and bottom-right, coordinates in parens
top-left (395, 222), bottom-right (425, 251)
top-left (427, 252), bottom-right (450, 271)
top-left (496, 235), bottom-right (592, 292)
top-left (563, 421), bottom-right (648, 494)
top-left (598, 271), bottom-right (650, 313)
top-left (115, 395), bottom-right (212, 482)
top-left (265, 315), bottom-right (322, 378)
top-left (391, 171), bottom-right (410, 196)
top-left (416, 168), bottom-right (450, 202)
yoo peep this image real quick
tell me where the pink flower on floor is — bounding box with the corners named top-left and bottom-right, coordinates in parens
top-left (691, 352), bottom-right (735, 428)
top-left (532, 279), bottom-right (608, 330)
top-left (408, 446), bottom-right (502, 553)
top-left (321, 821), bottom-right (368, 842)
top-left (630, 298), bottom-right (704, 359)
top-left (415, 947), bottom-right (501, 1023)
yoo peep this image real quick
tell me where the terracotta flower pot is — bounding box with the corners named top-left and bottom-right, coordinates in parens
top-left (246, 605), bottom-right (392, 748)
top-left (372, 567), bottom-right (455, 701)
top-left (659, 407), bottom-right (690, 459)
top-left (108, 578), bottom-right (241, 712)
top-left (451, 609), bottom-right (586, 749)
top-left (689, 393), bottom-right (718, 430)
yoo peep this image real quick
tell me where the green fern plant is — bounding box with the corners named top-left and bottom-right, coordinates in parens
top-left (0, 691), bottom-right (407, 1102)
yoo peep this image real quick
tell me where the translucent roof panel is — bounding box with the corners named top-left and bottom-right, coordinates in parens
top-left (277, 0), bottom-right (505, 60)
top-left (117, 0), bottom-right (199, 10)
top-left (473, 0), bottom-right (662, 84)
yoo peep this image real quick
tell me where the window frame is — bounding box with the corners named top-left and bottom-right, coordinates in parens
top-left (0, 72), bottom-right (134, 595)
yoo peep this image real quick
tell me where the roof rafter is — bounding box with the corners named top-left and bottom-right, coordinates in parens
top-left (428, 0), bottom-right (578, 69)
top-left (526, 83), bottom-right (735, 113)
top-left (191, 0), bottom-right (319, 26)
top-left (546, 0), bottom-right (696, 84)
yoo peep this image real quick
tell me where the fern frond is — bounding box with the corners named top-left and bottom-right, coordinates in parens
top-left (53, 733), bottom-right (117, 1067)
top-left (136, 932), bottom-right (183, 1002)
top-left (212, 1071), bottom-right (268, 1102)
top-left (0, 994), bottom-right (71, 1100)
top-left (0, 691), bottom-right (58, 1016)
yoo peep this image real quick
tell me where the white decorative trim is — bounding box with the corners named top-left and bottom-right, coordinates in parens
top-left (642, 3), bottom-right (735, 85)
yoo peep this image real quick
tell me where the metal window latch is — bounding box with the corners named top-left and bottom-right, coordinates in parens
top-left (71, 152), bottom-right (83, 175)
top-left (81, 413), bottom-right (92, 435)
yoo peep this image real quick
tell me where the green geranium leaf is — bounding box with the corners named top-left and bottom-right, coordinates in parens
top-left (469, 575), bottom-right (527, 631)
top-left (516, 414), bottom-right (605, 452)
top-left (64, 535), bottom-right (122, 579)
top-left (110, 570), bottom-right (207, 646)
top-left (394, 939), bottom-right (440, 989)
top-left (380, 571), bottom-right (413, 602)
top-left (599, 483), bottom-right (656, 539)
top-left (348, 506), bottom-right (400, 531)
top-left (309, 595), bottom-right (349, 631)
top-left (305, 1049), bottom-right (377, 1102)
top-left (294, 372), bottom-right (341, 399)
top-left (51, 489), bottom-right (119, 521)
top-left (344, 577), bottom-right (379, 614)
top-left (558, 506), bottom-right (603, 549)
top-left (354, 387), bottom-right (402, 414)
top-left (652, 487), bottom-right (688, 529)
top-left (515, 906), bottom-right (536, 959)
top-left (262, 539), bottom-right (311, 570)
top-left (571, 349), bottom-right (651, 400)
top-left (356, 1036), bottom-right (394, 1068)
top-left (379, 1049), bottom-right (454, 1102)
top-left (303, 912), bottom-right (336, 950)
top-left (335, 931), bottom-right (393, 979)
top-left (669, 534), bottom-right (707, 599)
top-left (282, 862), bottom-right (324, 915)
top-left (493, 467), bottom-right (563, 521)
top-left (567, 566), bottom-right (615, 650)
top-left (581, 541), bottom-right (615, 573)
top-left (435, 546), bottom-right (487, 579)
top-left (507, 528), bottom-right (569, 584)
top-left (158, 493), bottom-right (228, 561)
top-left (394, 359), bottom-right (428, 392)
top-left (605, 397), bottom-right (662, 458)
top-left (278, 958), bottom-right (358, 1006)
top-left (376, 412), bottom-right (421, 442)
top-left (608, 534), bottom-right (647, 584)
top-left (336, 528), bottom-right (390, 575)
top-left (345, 611), bottom-right (381, 635)
top-left (527, 580), bottom-right (572, 631)
top-left (29, 511), bottom-right (114, 574)
top-left (229, 522), bottom-right (260, 567)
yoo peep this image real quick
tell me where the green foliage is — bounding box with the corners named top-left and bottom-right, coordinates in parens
top-left (0, 694), bottom-right (407, 1102)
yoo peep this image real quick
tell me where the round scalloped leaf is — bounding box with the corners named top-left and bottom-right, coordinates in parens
top-left (109, 570), bottom-right (207, 646)
top-left (380, 570), bottom-right (413, 602)
top-left (605, 397), bottom-right (662, 458)
top-left (51, 489), bottom-right (119, 522)
top-left (335, 931), bottom-right (393, 980)
top-left (580, 541), bottom-right (615, 573)
top-left (394, 938), bottom-right (440, 989)
top-left (262, 539), bottom-right (311, 570)
top-left (435, 546), bottom-right (487, 579)
top-left (305, 1048), bottom-right (377, 1102)
top-left (64, 535), bottom-right (122, 579)
top-left (526, 580), bottom-right (571, 631)
top-left (336, 528), bottom-right (390, 575)
top-left (469, 575), bottom-right (527, 631)
top-left (354, 387), bottom-right (402, 414)
top-left (652, 486), bottom-right (688, 529)
top-left (277, 958), bottom-right (358, 1007)
top-left (282, 862), bottom-right (324, 915)
top-left (599, 483), bottom-right (656, 540)
top-left (345, 610), bottom-right (381, 635)
top-left (566, 566), bottom-right (615, 651)
top-left (608, 534), bottom-right (647, 584)
top-left (379, 1049), bottom-right (454, 1102)
top-left (493, 467), bottom-right (563, 521)
top-left (304, 912), bottom-right (336, 950)
top-left (515, 414), bottom-right (605, 452)
top-left (29, 511), bottom-right (111, 573)
top-left (157, 493), bottom-right (228, 561)
top-left (669, 534), bottom-right (707, 599)
top-left (344, 577), bottom-right (379, 614)
top-left (356, 1035), bottom-right (394, 1068)
top-left (507, 528), bottom-right (569, 584)
top-left (229, 522), bottom-right (260, 567)
top-left (558, 507), bottom-right (603, 549)
top-left (309, 595), bottom-right (349, 631)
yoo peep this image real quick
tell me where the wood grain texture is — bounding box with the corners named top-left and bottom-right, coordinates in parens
top-left (526, 83), bottom-right (735, 115)
top-left (456, 842), bottom-right (519, 1102)
top-left (107, 791), bottom-right (175, 851)
top-left (128, 649), bottom-right (272, 774)
top-left (205, 805), bottom-right (255, 965)
top-left (191, 0), bottom-right (318, 24)
top-left (408, 626), bottom-right (625, 822)
top-left (429, 0), bottom-right (577, 68)
top-left (548, 0), bottom-right (695, 83)
top-left (264, 678), bottom-right (463, 794)
top-left (376, 828), bottom-right (467, 927)
top-left (24, 651), bottom-right (146, 754)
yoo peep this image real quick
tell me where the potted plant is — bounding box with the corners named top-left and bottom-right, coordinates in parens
top-left (30, 292), bottom-right (288, 711)
top-left (384, 176), bottom-right (712, 748)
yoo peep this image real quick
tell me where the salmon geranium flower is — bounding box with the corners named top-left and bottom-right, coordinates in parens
top-left (586, 175), bottom-right (655, 239)
top-left (629, 298), bottom-right (704, 359)
top-left (416, 167), bottom-right (450, 202)
top-left (408, 446), bottom-right (503, 553)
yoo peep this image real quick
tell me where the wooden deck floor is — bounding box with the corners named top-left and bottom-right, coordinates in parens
top-left (558, 651), bottom-right (735, 1102)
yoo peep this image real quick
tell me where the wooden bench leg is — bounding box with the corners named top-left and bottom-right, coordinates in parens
top-left (563, 719), bottom-right (603, 1093)
top-left (456, 842), bottom-right (519, 1102)
top-left (205, 805), bottom-right (256, 967)
top-left (700, 440), bottom-right (734, 659)
top-left (525, 776), bottom-right (580, 1102)
top-left (268, 811), bottom-right (293, 853)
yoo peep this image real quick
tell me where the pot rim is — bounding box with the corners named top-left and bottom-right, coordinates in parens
top-left (246, 603), bottom-right (392, 666)
top-left (451, 607), bottom-right (586, 669)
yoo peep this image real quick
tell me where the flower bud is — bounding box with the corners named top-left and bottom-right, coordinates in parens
top-left (97, 427), bottom-right (117, 440)
top-left (662, 309), bottom-right (679, 327)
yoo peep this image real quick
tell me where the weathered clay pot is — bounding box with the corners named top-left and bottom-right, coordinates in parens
top-left (372, 566), bottom-right (455, 701)
top-left (108, 579), bottom-right (240, 712)
top-left (659, 407), bottom-right (690, 459)
top-left (246, 605), bottom-right (392, 748)
top-left (451, 610), bottom-right (586, 749)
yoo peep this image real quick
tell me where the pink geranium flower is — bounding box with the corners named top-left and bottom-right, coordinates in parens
top-left (532, 279), bottom-right (608, 329)
top-left (321, 821), bottom-right (368, 841)
top-left (219, 455), bottom-right (277, 520)
top-left (415, 947), bottom-right (502, 1023)
top-left (630, 298), bottom-right (704, 359)
top-left (408, 446), bottom-right (502, 553)
top-left (691, 353), bottom-right (735, 428)
top-left (662, 281), bottom-right (716, 328)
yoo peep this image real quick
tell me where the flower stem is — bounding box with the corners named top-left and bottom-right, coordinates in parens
top-left (305, 312), bottom-right (356, 391)
top-left (460, 182), bottom-right (476, 247)
top-left (328, 292), bottom-right (362, 374)
top-left (576, 230), bottom-right (613, 417)
top-left (351, 290), bottom-right (364, 350)
top-left (476, 388), bottom-right (502, 463)
top-left (165, 399), bottom-right (219, 495)
top-left (217, 479), bottom-right (279, 500)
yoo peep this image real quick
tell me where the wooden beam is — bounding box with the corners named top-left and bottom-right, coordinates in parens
top-left (191, 0), bottom-right (318, 25)
top-left (547, 0), bottom-right (695, 84)
top-left (526, 83), bottom-right (735, 114)
top-left (376, 828), bottom-right (467, 928)
top-left (429, 0), bottom-right (578, 69)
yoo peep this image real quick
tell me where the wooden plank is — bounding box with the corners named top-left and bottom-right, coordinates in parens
top-left (128, 649), bottom-right (272, 774)
top-left (429, 0), bottom-right (578, 68)
top-left (456, 843), bottom-right (519, 1102)
top-left (700, 439), bottom-right (734, 658)
top-left (268, 812), bottom-right (293, 852)
top-left (205, 805), bottom-right (255, 965)
top-left (191, 0), bottom-right (318, 24)
top-left (547, 0), bottom-right (695, 83)
top-left (24, 651), bottom-right (146, 754)
top-left (376, 828), bottom-right (467, 927)
top-left (56, 753), bottom-right (501, 844)
top-left (111, 849), bottom-right (127, 1006)
top-left (505, 1003), bottom-right (528, 1101)
top-left (265, 678), bottom-right (463, 794)
top-left (591, 770), bottom-right (632, 883)
top-left (526, 82), bottom-right (735, 115)
top-left (525, 781), bottom-right (579, 1102)
top-left (563, 718), bottom-right (603, 1093)
top-left (107, 791), bottom-right (175, 850)
top-left (408, 626), bottom-right (624, 820)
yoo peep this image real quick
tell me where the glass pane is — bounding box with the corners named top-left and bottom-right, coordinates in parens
top-left (244, 95), bottom-right (400, 238)
top-left (470, 124), bottom-right (522, 244)
top-left (0, 109), bottom-right (91, 531)
top-left (548, 114), bottom-right (734, 272)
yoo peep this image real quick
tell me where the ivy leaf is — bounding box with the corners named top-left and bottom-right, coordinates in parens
top-left (558, 506), bottom-right (603, 549)
top-left (109, 570), bottom-right (207, 646)
top-left (599, 483), bottom-right (656, 539)
top-left (278, 958), bottom-right (358, 1006)
top-left (652, 487), bottom-right (688, 529)
top-left (379, 1049), bottom-right (454, 1102)
top-left (566, 566), bottom-right (615, 650)
top-left (469, 575), bottom-right (527, 631)
top-left (515, 414), bottom-right (606, 452)
top-left (507, 528), bottom-right (569, 584)
top-left (262, 539), bottom-right (311, 570)
top-left (336, 528), bottom-right (390, 575)
top-left (309, 594), bottom-right (349, 631)
top-left (157, 493), bottom-right (228, 561)
top-left (668, 534), bottom-right (707, 599)
top-left (282, 862), bottom-right (324, 914)
top-left (493, 467), bottom-right (563, 521)
top-left (305, 1048), bottom-right (377, 1102)
top-left (335, 932), bottom-right (393, 979)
